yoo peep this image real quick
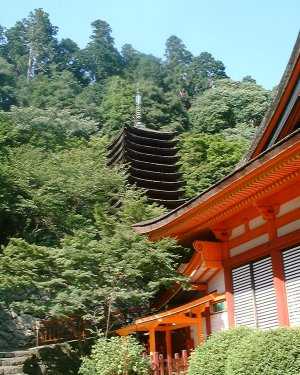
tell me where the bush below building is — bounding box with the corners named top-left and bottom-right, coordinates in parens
top-left (188, 327), bottom-right (300, 375)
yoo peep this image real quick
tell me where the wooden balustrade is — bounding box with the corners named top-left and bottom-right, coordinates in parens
top-left (36, 317), bottom-right (89, 346)
top-left (151, 350), bottom-right (188, 375)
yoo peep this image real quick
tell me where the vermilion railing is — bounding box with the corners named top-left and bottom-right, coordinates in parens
top-left (150, 350), bottom-right (188, 375)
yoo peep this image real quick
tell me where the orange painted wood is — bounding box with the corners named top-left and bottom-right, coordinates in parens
top-left (227, 205), bottom-right (300, 251)
top-left (224, 228), bottom-right (300, 268)
top-left (190, 283), bottom-right (208, 291)
top-left (251, 54), bottom-right (300, 158)
top-left (165, 331), bottom-right (172, 375)
top-left (151, 352), bottom-right (159, 375)
top-left (271, 250), bottom-right (290, 326)
top-left (149, 328), bottom-right (156, 354)
top-left (143, 136), bottom-right (300, 243)
top-left (193, 241), bottom-right (223, 270)
top-left (158, 354), bottom-right (164, 375)
top-left (203, 307), bottom-right (212, 336)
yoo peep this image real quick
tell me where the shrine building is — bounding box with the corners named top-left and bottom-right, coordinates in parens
top-left (117, 33), bottom-right (300, 357)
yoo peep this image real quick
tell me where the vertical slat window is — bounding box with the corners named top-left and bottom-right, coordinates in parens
top-left (232, 257), bottom-right (278, 329)
top-left (232, 264), bottom-right (256, 328)
top-left (252, 257), bottom-right (278, 329)
top-left (283, 246), bottom-right (300, 326)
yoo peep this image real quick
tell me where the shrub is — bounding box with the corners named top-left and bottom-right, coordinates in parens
top-left (79, 335), bottom-right (150, 375)
top-left (188, 327), bottom-right (252, 375)
top-left (227, 327), bottom-right (300, 375)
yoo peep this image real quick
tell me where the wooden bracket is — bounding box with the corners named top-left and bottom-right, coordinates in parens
top-left (211, 227), bottom-right (232, 241)
top-left (255, 204), bottom-right (279, 221)
top-left (193, 241), bottom-right (223, 269)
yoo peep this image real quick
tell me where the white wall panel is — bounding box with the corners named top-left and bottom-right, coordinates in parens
top-left (230, 234), bottom-right (269, 257)
top-left (210, 312), bottom-right (228, 333)
top-left (283, 246), bottom-right (300, 327)
top-left (277, 220), bottom-right (300, 237)
top-left (208, 270), bottom-right (225, 293)
top-left (278, 196), bottom-right (300, 217)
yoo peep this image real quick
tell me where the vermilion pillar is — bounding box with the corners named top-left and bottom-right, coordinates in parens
top-left (149, 328), bottom-right (156, 354)
top-left (224, 266), bottom-right (235, 328)
top-left (271, 249), bottom-right (290, 326)
top-left (165, 330), bottom-right (172, 374)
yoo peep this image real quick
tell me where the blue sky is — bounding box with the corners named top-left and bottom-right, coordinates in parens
top-left (1, 0), bottom-right (299, 89)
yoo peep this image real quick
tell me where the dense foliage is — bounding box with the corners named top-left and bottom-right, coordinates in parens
top-left (227, 328), bottom-right (300, 375)
top-left (0, 8), bottom-right (272, 327)
top-left (0, 132), bottom-right (184, 328)
top-left (188, 327), bottom-right (300, 375)
top-left (79, 336), bottom-right (150, 375)
top-left (179, 132), bottom-right (249, 197)
top-left (188, 327), bottom-right (252, 375)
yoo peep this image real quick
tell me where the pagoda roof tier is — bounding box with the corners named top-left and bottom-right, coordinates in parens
top-left (107, 147), bottom-right (123, 166)
top-left (108, 152), bottom-right (180, 173)
top-left (128, 125), bottom-right (177, 140)
top-left (107, 132), bottom-right (178, 159)
top-left (130, 167), bottom-right (182, 182)
top-left (107, 129), bottom-right (124, 151)
top-left (125, 148), bottom-right (180, 165)
top-left (126, 156), bottom-right (180, 173)
top-left (129, 175), bottom-right (185, 190)
top-left (125, 138), bottom-right (178, 156)
top-left (126, 130), bottom-right (178, 148)
top-left (145, 188), bottom-right (185, 200)
top-left (149, 198), bottom-right (188, 209)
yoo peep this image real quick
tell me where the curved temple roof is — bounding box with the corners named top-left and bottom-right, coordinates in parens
top-left (132, 34), bottom-right (300, 243)
top-left (132, 130), bottom-right (300, 242)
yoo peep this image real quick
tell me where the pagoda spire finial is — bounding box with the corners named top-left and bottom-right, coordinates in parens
top-left (135, 85), bottom-right (144, 128)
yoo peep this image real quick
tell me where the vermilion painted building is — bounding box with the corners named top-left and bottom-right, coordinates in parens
top-left (117, 33), bottom-right (300, 358)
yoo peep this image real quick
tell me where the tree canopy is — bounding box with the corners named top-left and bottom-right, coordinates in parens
top-left (0, 8), bottom-right (272, 330)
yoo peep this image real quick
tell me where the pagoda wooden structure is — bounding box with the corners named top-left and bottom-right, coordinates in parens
top-left (117, 33), bottom-right (300, 366)
top-left (107, 125), bottom-right (186, 209)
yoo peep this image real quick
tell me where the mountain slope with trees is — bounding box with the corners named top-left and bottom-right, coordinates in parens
top-left (0, 8), bottom-right (273, 337)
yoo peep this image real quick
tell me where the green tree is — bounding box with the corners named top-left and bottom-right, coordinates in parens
top-left (0, 25), bottom-right (7, 57)
top-left (4, 21), bottom-right (29, 76)
top-left (81, 20), bottom-right (122, 82)
top-left (122, 44), bottom-right (165, 86)
top-left (80, 336), bottom-right (150, 375)
top-left (164, 35), bottom-right (193, 94)
top-left (242, 75), bottom-right (256, 83)
top-left (189, 79), bottom-right (271, 133)
top-left (99, 76), bottom-right (135, 134)
top-left (0, 57), bottom-right (16, 110)
top-left (165, 35), bottom-right (192, 68)
top-left (16, 70), bottom-right (82, 109)
top-left (25, 8), bottom-right (58, 79)
top-left (0, 106), bottom-right (97, 151)
top-left (187, 52), bottom-right (227, 96)
top-left (74, 82), bottom-right (104, 121)
top-left (0, 141), bottom-right (184, 324)
top-left (179, 132), bottom-right (249, 197)
top-left (53, 38), bottom-right (87, 83)
top-left (140, 80), bottom-right (189, 131)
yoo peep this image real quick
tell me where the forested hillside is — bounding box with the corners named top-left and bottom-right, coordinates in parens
top-left (0, 8), bottom-right (272, 336)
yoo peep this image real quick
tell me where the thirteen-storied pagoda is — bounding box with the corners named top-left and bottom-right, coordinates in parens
top-left (107, 91), bottom-right (186, 209)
